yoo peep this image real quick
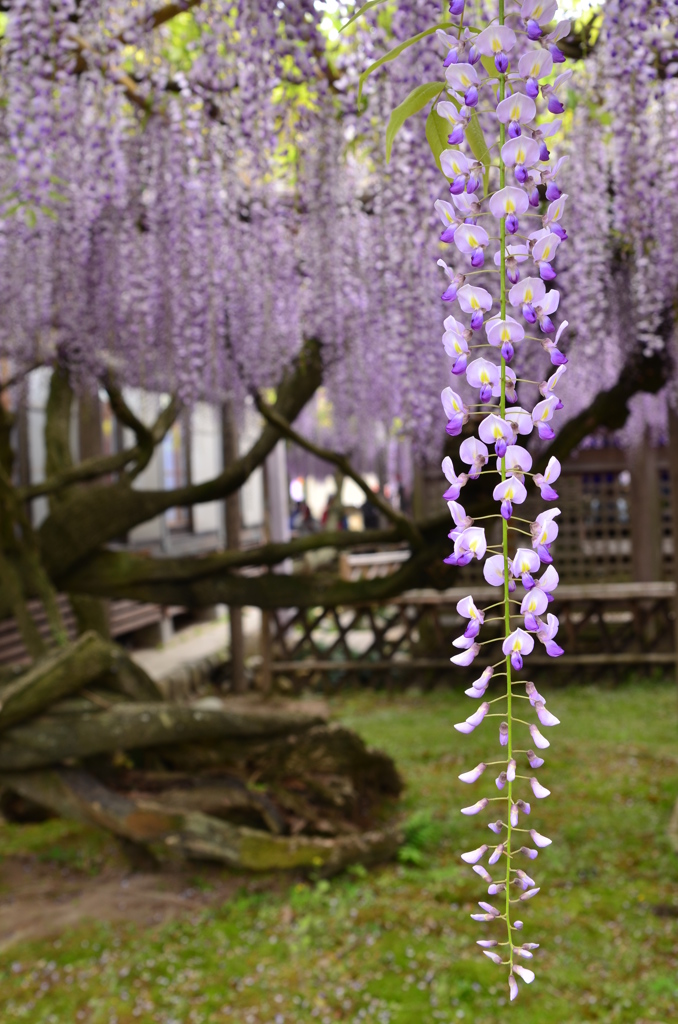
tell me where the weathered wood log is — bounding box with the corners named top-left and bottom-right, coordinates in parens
top-left (124, 777), bottom-right (287, 834)
top-left (0, 767), bottom-right (401, 874)
top-left (0, 631), bottom-right (163, 734)
top-left (150, 724), bottom-right (403, 799)
top-left (0, 697), bottom-right (328, 770)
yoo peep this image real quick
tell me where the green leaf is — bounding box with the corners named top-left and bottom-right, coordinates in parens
top-left (466, 109), bottom-right (491, 173)
top-left (386, 81), bottom-right (445, 162)
top-left (357, 23), bottom-right (452, 107)
top-left (340, 0), bottom-right (391, 32)
top-left (481, 55), bottom-right (496, 80)
top-left (425, 104), bottom-right (453, 173)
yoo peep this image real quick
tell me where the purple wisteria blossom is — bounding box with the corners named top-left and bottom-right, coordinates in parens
top-left (430, 0), bottom-right (570, 1001)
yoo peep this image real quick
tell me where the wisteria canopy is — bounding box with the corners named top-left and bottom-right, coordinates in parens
top-left (0, 0), bottom-right (677, 628)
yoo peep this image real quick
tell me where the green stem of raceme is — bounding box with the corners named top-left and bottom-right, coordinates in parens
top-left (498, 0), bottom-right (513, 982)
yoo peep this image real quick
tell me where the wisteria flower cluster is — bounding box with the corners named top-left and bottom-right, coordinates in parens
top-left (433, 0), bottom-right (571, 1002)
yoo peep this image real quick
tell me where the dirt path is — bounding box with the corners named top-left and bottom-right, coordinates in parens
top-left (0, 856), bottom-right (267, 953)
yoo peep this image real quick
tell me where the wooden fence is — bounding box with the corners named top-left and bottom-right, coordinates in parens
top-left (270, 582), bottom-right (676, 686)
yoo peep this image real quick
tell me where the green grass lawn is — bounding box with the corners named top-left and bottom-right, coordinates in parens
top-left (1, 680), bottom-right (677, 1023)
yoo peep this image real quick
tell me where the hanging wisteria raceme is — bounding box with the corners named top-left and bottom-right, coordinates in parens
top-left (431, 0), bottom-right (571, 1001)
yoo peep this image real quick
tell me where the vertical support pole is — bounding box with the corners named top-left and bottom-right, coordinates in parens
top-left (667, 409), bottom-right (678, 686)
top-left (221, 402), bottom-right (246, 694)
top-left (629, 426), bottom-right (661, 583)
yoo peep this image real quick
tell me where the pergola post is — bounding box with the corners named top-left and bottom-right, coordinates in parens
top-left (222, 403), bottom-right (246, 694)
top-left (668, 410), bottom-right (678, 686)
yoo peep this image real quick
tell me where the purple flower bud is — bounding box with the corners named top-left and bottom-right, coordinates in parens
top-left (488, 882), bottom-right (506, 895)
top-left (545, 181), bottom-right (561, 201)
top-left (443, 49), bottom-right (459, 67)
top-left (552, 224), bottom-right (568, 241)
top-left (494, 52), bottom-right (509, 73)
top-left (519, 846), bottom-right (539, 860)
top-left (468, 45), bottom-right (481, 65)
top-left (448, 126), bottom-right (465, 145)
top-left (479, 382), bottom-right (492, 402)
top-left (506, 213), bottom-right (519, 234)
top-left (473, 863), bottom-right (493, 883)
top-left (525, 77), bottom-right (539, 99)
top-left (529, 186), bottom-right (541, 207)
top-left (536, 704), bottom-right (561, 729)
top-left (506, 759), bottom-right (516, 782)
top-left (527, 749), bottom-right (544, 768)
top-left (501, 340), bottom-right (514, 361)
top-left (522, 302), bottom-right (536, 323)
top-left (510, 803), bottom-right (519, 827)
top-left (529, 829), bottom-right (552, 848)
top-left (526, 18), bottom-right (542, 39)
top-left (539, 314), bottom-right (555, 334)
top-left (461, 797), bottom-right (489, 815)
top-left (452, 353), bottom-right (468, 374)
top-left (488, 843), bottom-right (504, 865)
top-left (517, 799), bottom-right (531, 815)
top-left (507, 264), bottom-right (520, 284)
top-left (514, 869), bottom-right (535, 889)
top-left (471, 247), bottom-right (485, 268)
top-left (483, 950), bottom-right (503, 964)
top-left (514, 946), bottom-right (534, 959)
top-left (478, 901), bottom-right (500, 916)
top-left (459, 762), bottom-right (487, 784)
top-left (496, 437), bottom-right (507, 458)
top-left (539, 263), bottom-right (557, 281)
top-left (471, 912), bottom-right (495, 922)
top-left (519, 887), bottom-right (540, 901)
top-left (514, 164), bottom-right (528, 184)
top-left (440, 225), bottom-right (457, 244)
top-left (509, 975), bottom-right (519, 1001)
top-left (450, 175), bottom-right (466, 195)
top-left (525, 681), bottom-right (545, 705)
top-left (495, 771), bottom-right (507, 790)
top-left (536, 422), bottom-right (555, 440)
top-left (508, 578), bottom-right (516, 592)
top-left (514, 920), bottom-right (523, 930)
top-left (539, 141), bottom-right (550, 161)
top-left (545, 639), bottom-right (564, 656)
top-left (470, 309), bottom-right (484, 330)
top-left (443, 553), bottom-right (460, 565)
top-left (477, 940), bottom-right (498, 948)
top-left (499, 722), bottom-right (508, 746)
top-left (461, 844), bottom-right (488, 863)
top-left (501, 498), bottom-right (513, 520)
top-left (529, 723), bottom-right (550, 749)
top-left (488, 820), bottom-right (503, 834)
top-left (548, 95), bottom-right (565, 114)
top-left (549, 43), bottom-right (566, 63)
top-left (550, 348), bottom-right (568, 366)
top-left (508, 121), bottom-right (521, 139)
top-left (449, 0), bottom-right (465, 14)
top-left (442, 284), bottom-right (458, 301)
top-left (522, 572), bottom-right (535, 589)
top-left (466, 173), bottom-right (481, 194)
top-left (511, 650), bottom-right (523, 670)
top-left (530, 777), bottom-right (551, 799)
top-left (465, 85), bottom-right (479, 107)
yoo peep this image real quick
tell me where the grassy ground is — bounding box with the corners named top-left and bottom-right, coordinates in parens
top-left (0, 680), bottom-right (677, 1023)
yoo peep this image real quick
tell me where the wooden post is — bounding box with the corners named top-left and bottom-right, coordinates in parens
top-left (221, 403), bottom-right (246, 694)
top-left (667, 410), bottom-right (678, 686)
top-left (629, 427), bottom-right (662, 583)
